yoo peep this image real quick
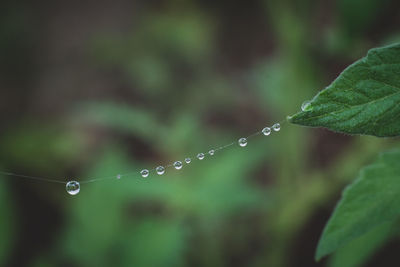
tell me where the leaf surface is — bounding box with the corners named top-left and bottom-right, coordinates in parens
top-left (327, 221), bottom-right (395, 267)
top-left (289, 43), bottom-right (400, 137)
top-left (316, 149), bottom-right (400, 260)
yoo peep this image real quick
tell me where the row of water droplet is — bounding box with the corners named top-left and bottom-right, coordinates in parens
top-left (66, 123), bottom-right (281, 195)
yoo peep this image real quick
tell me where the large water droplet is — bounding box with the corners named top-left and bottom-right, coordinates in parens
top-left (174, 161), bottom-right (183, 170)
top-left (272, 123), bottom-right (281, 132)
top-left (238, 137), bottom-right (247, 147)
top-left (185, 158), bottom-right (191, 164)
top-left (208, 149), bottom-right (215, 156)
top-left (66, 181), bottom-right (80, 195)
top-left (301, 100), bottom-right (312, 111)
top-left (262, 127), bottom-right (271, 136)
top-left (140, 169), bottom-right (149, 178)
top-left (156, 166), bottom-right (165, 175)
top-left (197, 153), bottom-right (205, 160)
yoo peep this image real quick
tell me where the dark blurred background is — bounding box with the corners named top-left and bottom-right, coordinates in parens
top-left (0, 0), bottom-right (400, 266)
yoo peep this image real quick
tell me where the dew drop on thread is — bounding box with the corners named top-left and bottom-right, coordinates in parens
top-left (66, 181), bottom-right (80, 195)
top-left (174, 161), bottom-right (183, 170)
top-left (262, 127), bottom-right (271, 136)
top-left (185, 158), bottom-right (191, 164)
top-left (197, 153), bottom-right (205, 160)
top-left (208, 150), bottom-right (215, 156)
top-left (238, 137), bottom-right (247, 147)
top-left (141, 169), bottom-right (149, 178)
top-left (156, 166), bottom-right (165, 175)
top-left (301, 100), bottom-right (312, 111)
top-left (272, 123), bottom-right (281, 132)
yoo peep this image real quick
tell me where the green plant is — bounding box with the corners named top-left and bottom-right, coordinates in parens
top-left (289, 42), bottom-right (400, 266)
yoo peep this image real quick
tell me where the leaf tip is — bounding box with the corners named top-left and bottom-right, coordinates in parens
top-left (315, 242), bottom-right (331, 262)
top-left (287, 113), bottom-right (302, 124)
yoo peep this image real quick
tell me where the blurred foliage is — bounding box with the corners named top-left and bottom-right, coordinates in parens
top-left (0, 178), bottom-right (14, 265)
top-left (0, 0), bottom-right (399, 266)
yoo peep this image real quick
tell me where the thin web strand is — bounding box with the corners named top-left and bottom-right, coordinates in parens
top-left (0, 120), bottom-right (285, 185)
top-left (0, 171), bottom-right (66, 184)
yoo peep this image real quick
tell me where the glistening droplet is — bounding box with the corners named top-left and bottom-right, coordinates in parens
top-left (262, 127), bottom-right (271, 136)
top-left (208, 150), bottom-right (215, 156)
top-left (66, 181), bottom-right (80, 195)
top-left (156, 166), bottom-right (165, 175)
top-left (174, 161), bottom-right (183, 170)
top-left (301, 100), bottom-right (312, 111)
top-left (185, 158), bottom-right (191, 164)
top-left (141, 169), bottom-right (149, 178)
top-left (238, 137), bottom-right (247, 147)
top-left (116, 174), bottom-right (121, 179)
top-left (197, 153), bottom-right (205, 160)
top-left (272, 123), bottom-right (281, 132)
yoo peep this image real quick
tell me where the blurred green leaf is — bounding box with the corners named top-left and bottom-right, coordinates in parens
top-left (91, 11), bottom-right (214, 95)
top-left (76, 102), bottom-right (166, 142)
top-left (328, 221), bottom-right (395, 267)
top-left (60, 141), bottom-right (269, 266)
top-left (126, 54), bottom-right (172, 93)
top-left (0, 123), bottom-right (83, 172)
top-left (119, 220), bottom-right (185, 267)
top-left (145, 13), bottom-right (214, 61)
top-left (289, 43), bottom-right (400, 137)
top-left (316, 149), bottom-right (400, 260)
top-left (60, 149), bottom-right (186, 267)
top-left (338, 0), bottom-right (391, 37)
top-left (180, 144), bottom-right (270, 218)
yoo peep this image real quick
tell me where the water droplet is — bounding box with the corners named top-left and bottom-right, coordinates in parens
top-left (140, 169), bottom-right (149, 178)
top-left (262, 127), bottom-right (271, 136)
top-left (66, 181), bottom-right (80, 195)
top-left (197, 153), bottom-right (205, 160)
top-left (301, 100), bottom-right (312, 111)
top-left (156, 166), bottom-right (165, 175)
top-left (116, 174), bottom-right (121, 179)
top-left (238, 137), bottom-right (247, 147)
top-left (208, 149), bottom-right (215, 156)
top-left (272, 123), bottom-right (281, 132)
top-left (185, 158), bottom-right (191, 164)
top-left (174, 161), bottom-right (183, 170)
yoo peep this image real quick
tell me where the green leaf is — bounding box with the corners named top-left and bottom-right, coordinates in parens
top-left (316, 149), bottom-right (400, 260)
top-left (327, 221), bottom-right (395, 267)
top-left (288, 43), bottom-right (400, 137)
